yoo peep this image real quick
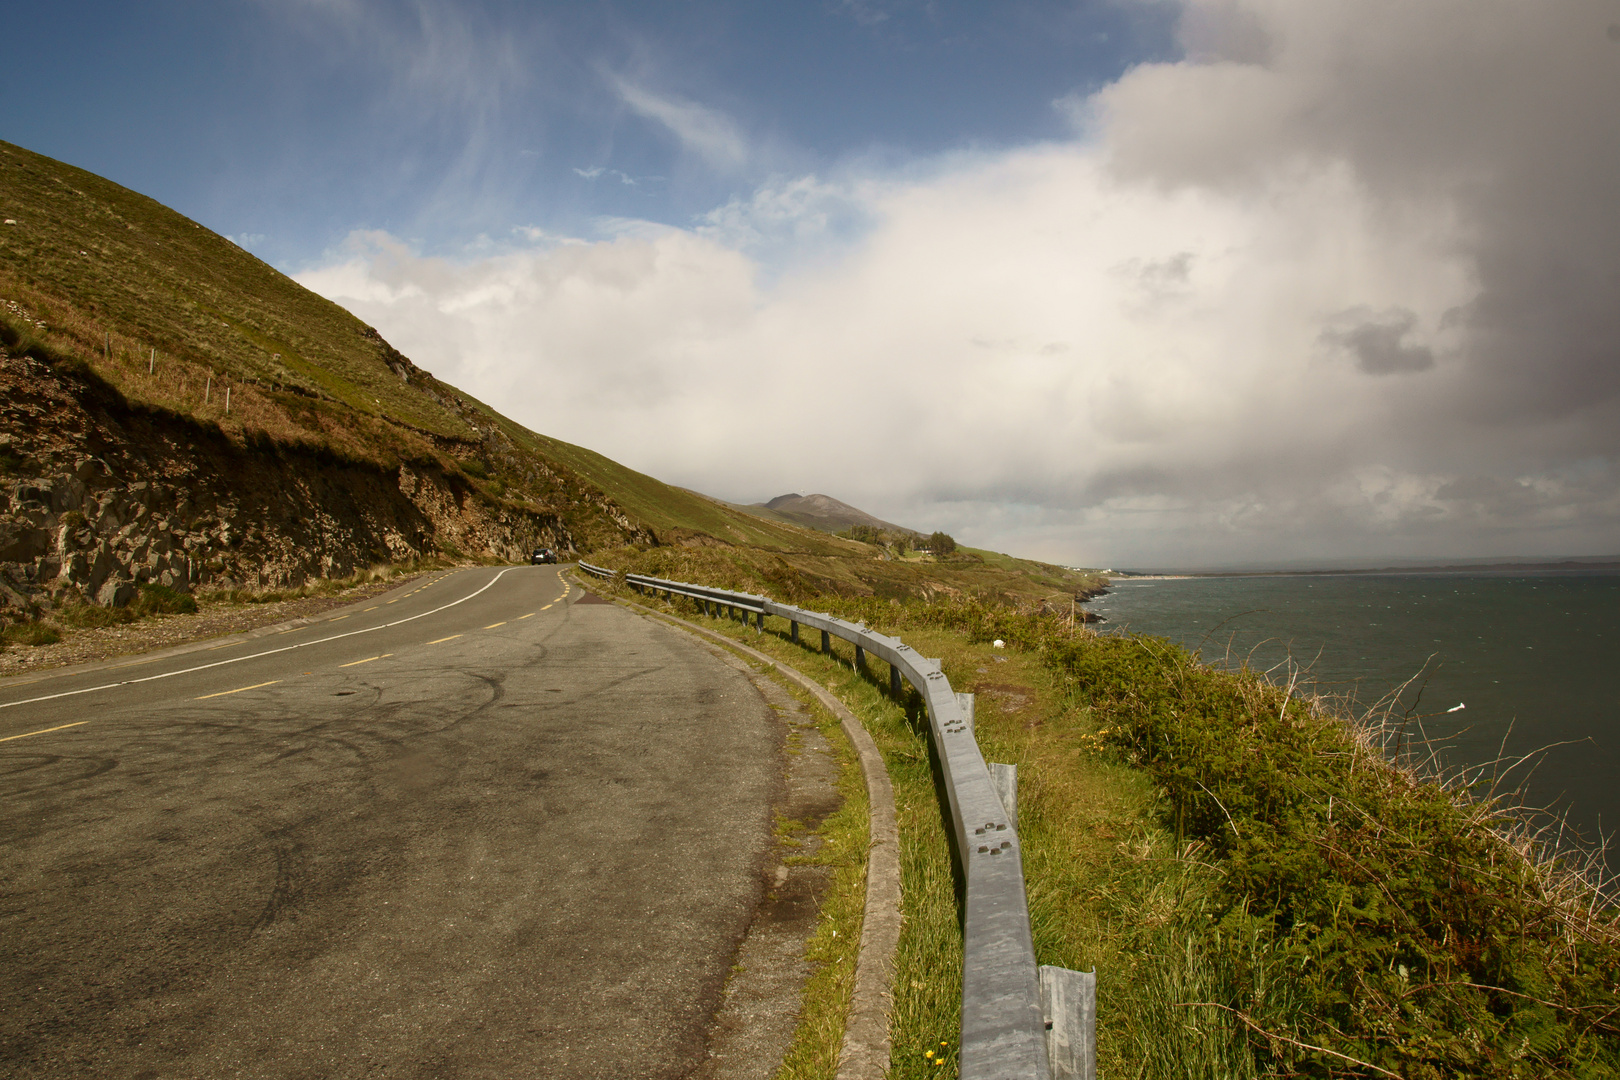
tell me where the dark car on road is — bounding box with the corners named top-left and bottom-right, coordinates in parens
top-left (530, 548), bottom-right (558, 564)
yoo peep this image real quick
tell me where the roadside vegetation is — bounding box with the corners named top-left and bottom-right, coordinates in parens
top-left (584, 573), bottom-right (1620, 1080)
top-left (769, 674), bottom-right (872, 1080)
top-left (586, 539), bottom-right (1103, 610)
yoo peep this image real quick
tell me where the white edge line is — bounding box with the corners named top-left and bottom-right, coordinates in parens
top-left (0, 568), bottom-right (516, 713)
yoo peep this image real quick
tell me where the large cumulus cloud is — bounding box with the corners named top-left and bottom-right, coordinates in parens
top-left (299, 0), bottom-right (1620, 567)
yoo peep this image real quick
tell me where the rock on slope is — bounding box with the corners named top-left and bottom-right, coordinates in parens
top-left (0, 351), bottom-right (574, 610)
top-left (0, 139), bottom-right (672, 620)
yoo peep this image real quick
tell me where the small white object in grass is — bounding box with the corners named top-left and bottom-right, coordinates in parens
top-left (1447, 703), bottom-right (1466, 713)
top-left (992, 639), bottom-right (1005, 648)
top-left (3, 219), bottom-right (16, 225)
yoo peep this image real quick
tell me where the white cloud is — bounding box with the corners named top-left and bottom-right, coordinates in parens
top-left (608, 77), bottom-right (750, 172)
top-left (300, 0), bottom-right (1620, 567)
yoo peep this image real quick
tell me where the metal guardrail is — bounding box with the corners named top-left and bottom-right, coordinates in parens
top-left (577, 561), bottom-right (1095, 1079)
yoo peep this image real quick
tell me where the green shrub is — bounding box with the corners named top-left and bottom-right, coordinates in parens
top-left (131, 583), bottom-right (198, 616)
top-left (53, 602), bottom-right (135, 628)
top-left (1066, 634), bottom-right (1620, 1078)
top-left (1, 621), bottom-right (61, 647)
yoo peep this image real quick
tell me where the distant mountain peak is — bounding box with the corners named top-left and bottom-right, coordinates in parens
top-left (751, 493), bottom-right (917, 536)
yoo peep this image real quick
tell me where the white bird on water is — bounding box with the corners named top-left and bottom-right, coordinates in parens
top-left (1447, 703), bottom-right (1467, 713)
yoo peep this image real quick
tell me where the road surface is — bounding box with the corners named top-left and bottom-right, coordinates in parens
top-left (0, 565), bottom-right (787, 1079)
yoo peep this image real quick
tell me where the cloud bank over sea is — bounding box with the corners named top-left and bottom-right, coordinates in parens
top-left (298, 0), bottom-right (1620, 567)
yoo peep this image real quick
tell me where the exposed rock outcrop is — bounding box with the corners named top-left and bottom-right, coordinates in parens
top-left (0, 351), bottom-right (625, 616)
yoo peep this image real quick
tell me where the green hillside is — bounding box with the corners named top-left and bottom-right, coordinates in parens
top-left (0, 139), bottom-right (858, 555)
top-left (0, 138), bottom-right (1102, 612)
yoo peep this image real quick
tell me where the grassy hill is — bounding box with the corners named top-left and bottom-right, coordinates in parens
top-left (0, 138), bottom-right (1102, 620)
top-left (0, 140), bottom-right (858, 555)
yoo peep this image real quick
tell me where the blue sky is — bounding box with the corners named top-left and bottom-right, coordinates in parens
top-left (6, 1), bottom-right (1620, 567)
top-left (3, 1), bottom-right (1174, 267)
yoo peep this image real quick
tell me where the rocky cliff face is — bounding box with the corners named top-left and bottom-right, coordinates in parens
top-left (0, 351), bottom-right (609, 617)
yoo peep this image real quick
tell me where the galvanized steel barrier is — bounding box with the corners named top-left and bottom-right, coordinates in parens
top-left (577, 561), bottom-right (1095, 1079)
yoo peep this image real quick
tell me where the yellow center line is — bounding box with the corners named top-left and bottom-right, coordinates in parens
top-left (209, 640), bottom-right (243, 650)
top-left (484, 621), bottom-right (506, 629)
top-left (385, 598), bottom-right (399, 604)
top-left (518, 613), bottom-right (535, 619)
top-left (364, 606), bottom-right (378, 612)
top-left (541, 603), bottom-right (554, 611)
top-left (279, 625), bottom-right (308, 635)
top-left (328, 614), bottom-right (350, 622)
top-left (340, 654), bottom-right (392, 667)
top-left (196, 680), bottom-right (281, 700)
top-left (0, 720), bottom-right (90, 743)
top-left (427, 634), bottom-right (462, 645)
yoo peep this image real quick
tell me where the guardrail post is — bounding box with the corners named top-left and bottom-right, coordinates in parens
top-left (988, 762), bottom-right (1017, 831)
top-left (754, 609), bottom-right (763, 633)
top-left (956, 691), bottom-right (975, 735)
top-left (890, 663), bottom-right (902, 698)
top-left (821, 629), bottom-right (831, 655)
top-left (855, 645), bottom-right (866, 670)
top-left (791, 620), bottom-right (799, 644)
top-left (1040, 966), bottom-right (1097, 1080)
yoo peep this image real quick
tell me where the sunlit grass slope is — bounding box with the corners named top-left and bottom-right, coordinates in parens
top-left (0, 139), bottom-right (860, 552)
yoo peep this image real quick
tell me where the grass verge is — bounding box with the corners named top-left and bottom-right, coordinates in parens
top-left (767, 671), bottom-right (872, 1080)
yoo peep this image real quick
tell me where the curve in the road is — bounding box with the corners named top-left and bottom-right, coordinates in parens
top-left (0, 566), bottom-right (519, 715)
top-left (1, 565), bottom-right (798, 1079)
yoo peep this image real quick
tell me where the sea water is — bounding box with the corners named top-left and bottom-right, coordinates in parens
top-left (1085, 572), bottom-right (1620, 863)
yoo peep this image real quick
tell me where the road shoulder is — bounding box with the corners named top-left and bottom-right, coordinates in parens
top-left (586, 581), bottom-right (901, 1080)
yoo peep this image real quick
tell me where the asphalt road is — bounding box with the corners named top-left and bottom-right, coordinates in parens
top-left (0, 565), bottom-right (785, 1079)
